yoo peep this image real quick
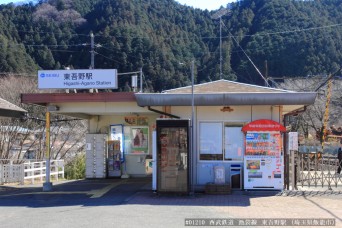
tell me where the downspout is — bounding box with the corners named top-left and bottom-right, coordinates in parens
top-left (283, 106), bottom-right (307, 127)
top-left (147, 106), bottom-right (180, 119)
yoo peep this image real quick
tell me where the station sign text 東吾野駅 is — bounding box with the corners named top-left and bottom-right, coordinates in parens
top-left (38, 69), bottom-right (118, 89)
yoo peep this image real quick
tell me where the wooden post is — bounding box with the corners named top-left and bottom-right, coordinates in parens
top-left (20, 164), bottom-right (24, 185)
top-left (31, 162), bottom-right (34, 184)
top-left (43, 111), bottom-right (52, 191)
top-left (0, 164), bottom-right (3, 185)
top-left (40, 162), bottom-right (43, 182)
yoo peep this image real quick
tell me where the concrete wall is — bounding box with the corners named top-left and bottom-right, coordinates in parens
top-left (82, 103), bottom-right (281, 183)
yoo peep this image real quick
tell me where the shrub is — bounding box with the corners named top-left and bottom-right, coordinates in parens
top-left (64, 153), bottom-right (85, 180)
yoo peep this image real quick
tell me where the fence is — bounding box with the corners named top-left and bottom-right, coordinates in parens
top-left (291, 150), bottom-right (342, 190)
top-left (0, 160), bottom-right (64, 185)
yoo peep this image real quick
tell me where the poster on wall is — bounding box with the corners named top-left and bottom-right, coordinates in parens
top-left (131, 126), bottom-right (149, 153)
top-left (110, 125), bottom-right (124, 153)
top-left (244, 131), bottom-right (283, 190)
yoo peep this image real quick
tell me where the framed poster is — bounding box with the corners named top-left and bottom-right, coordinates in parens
top-left (131, 126), bottom-right (149, 153)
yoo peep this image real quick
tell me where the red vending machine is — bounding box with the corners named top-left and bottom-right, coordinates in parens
top-left (242, 119), bottom-right (286, 190)
top-left (156, 119), bottom-right (190, 194)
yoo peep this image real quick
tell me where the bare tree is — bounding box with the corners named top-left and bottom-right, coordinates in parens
top-left (33, 2), bottom-right (86, 26)
top-left (278, 76), bottom-right (342, 143)
top-left (0, 75), bottom-right (87, 162)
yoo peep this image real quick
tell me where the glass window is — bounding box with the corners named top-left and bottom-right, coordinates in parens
top-left (224, 125), bottom-right (244, 161)
top-left (199, 122), bottom-right (223, 160)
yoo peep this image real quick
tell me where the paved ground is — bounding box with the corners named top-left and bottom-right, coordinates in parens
top-left (0, 179), bottom-right (341, 228)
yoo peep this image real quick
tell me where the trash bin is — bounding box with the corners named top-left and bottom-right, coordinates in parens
top-left (230, 164), bottom-right (242, 189)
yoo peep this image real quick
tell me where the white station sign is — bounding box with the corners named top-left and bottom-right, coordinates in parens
top-left (38, 69), bottom-right (118, 89)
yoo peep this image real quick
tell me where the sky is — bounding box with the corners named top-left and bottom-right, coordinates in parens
top-left (0, 0), bottom-right (27, 4)
top-left (0, 0), bottom-right (236, 11)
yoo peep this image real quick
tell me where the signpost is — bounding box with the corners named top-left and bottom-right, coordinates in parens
top-left (288, 132), bottom-right (298, 190)
top-left (38, 69), bottom-right (118, 89)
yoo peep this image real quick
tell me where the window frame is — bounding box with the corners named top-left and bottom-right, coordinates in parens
top-left (198, 121), bottom-right (246, 161)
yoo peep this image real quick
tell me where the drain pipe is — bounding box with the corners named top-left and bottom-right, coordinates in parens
top-left (147, 106), bottom-right (180, 119)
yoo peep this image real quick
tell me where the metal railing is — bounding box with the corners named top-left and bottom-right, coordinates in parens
top-left (295, 151), bottom-right (342, 189)
top-left (0, 160), bottom-right (64, 185)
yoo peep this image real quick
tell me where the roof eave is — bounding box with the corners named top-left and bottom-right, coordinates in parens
top-left (135, 93), bottom-right (317, 106)
top-left (21, 92), bottom-right (136, 106)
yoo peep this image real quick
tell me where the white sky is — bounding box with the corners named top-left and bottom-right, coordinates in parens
top-left (0, 0), bottom-right (236, 11)
top-left (0, 0), bottom-right (27, 4)
top-left (176, 0), bottom-right (236, 11)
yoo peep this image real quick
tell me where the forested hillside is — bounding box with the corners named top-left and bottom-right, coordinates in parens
top-left (1, 0), bottom-right (342, 91)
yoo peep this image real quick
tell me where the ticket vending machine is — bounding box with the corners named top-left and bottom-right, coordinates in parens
top-left (156, 119), bottom-right (190, 194)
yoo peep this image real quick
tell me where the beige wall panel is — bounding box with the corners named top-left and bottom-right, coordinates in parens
top-left (56, 102), bottom-right (149, 114)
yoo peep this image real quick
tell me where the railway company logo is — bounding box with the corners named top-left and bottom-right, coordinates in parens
top-left (39, 72), bottom-right (59, 78)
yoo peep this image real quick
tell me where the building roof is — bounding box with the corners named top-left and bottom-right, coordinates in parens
top-left (0, 97), bottom-right (27, 118)
top-left (163, 80), bottom-right (291, 94)
top-left (21, 80), bottom-right (317, 117)
top-left (135, 80), bottom-right (317, 107)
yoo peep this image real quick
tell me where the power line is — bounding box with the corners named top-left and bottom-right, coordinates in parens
top-left (0, 72), bottom-right (36, 77)
top-left (0, 43), bottom-right (89, 48)
top-left (98, 45), bottom-right (144, 61)
top-left (49, 49), bottom-right (79, 53)
top-left (16, 29), bottom-right (90, 37)
top-left (93, 22), bottom-right (342, 40)
top-left (221, 21), bottom-right (270, 86)
top-left (94, 51), bottom-right (124, 65)
top-left (6, 20), bottom-right (342, 43)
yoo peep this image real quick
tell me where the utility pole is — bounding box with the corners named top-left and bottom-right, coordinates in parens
top-left (90, 32), bottom-right (97, 92)
top-left (219, 17), bottom-right (222, 79)
top-left (264, 60), bottom-right (268, 87)
top-left (139, 67), bottom-right (143, 92)
top-left (211, 8), bottom-right (229, 80)
top-left (90, 32), bottom-right (94, 69)
top-left (190, 60), bottom-right (195, 195)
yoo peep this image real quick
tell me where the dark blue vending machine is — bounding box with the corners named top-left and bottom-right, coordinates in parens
top-left (107, 140), bottom-right (121, 177)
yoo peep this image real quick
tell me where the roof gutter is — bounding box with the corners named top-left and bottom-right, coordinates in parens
top-left (283, 106), bottom-right (307, 127)
top-left (135, 93), bottom-right (317, 106)
top-left (284, 106), bottom-right (307, 117)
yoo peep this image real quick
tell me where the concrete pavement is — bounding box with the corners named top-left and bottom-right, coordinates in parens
top-left (0, 179), bottom-right (341, 228)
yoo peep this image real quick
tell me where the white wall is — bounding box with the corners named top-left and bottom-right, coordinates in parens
top-left (56, 102), bottom-right (149, 115)
top-left (88, 113), bottom-right (159, 176)
top-left (168, 105), bottom-right (282, 189)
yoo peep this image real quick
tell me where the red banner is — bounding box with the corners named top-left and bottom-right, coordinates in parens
top-left (242, 119), bottom-right (286, 132)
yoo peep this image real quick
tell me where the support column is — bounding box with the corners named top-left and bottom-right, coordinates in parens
top-left (43, 111), bottom-right (52, 191)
